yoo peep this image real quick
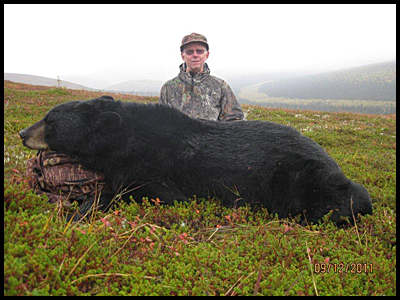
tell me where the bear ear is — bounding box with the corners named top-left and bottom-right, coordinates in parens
top-left (98, 95), bottom-right (115, 101)
top-left (94, 111), bottom-right (122, 132)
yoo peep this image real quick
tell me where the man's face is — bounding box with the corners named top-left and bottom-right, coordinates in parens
top-left (181, 42), bottom-right (209, 74)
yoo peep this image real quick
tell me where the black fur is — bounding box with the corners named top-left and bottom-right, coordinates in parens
top-left (22, 96), bottom-right (373, 223)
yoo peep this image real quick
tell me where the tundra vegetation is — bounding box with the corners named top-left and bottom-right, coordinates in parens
top-left (4, 81), bottom-right (396, 296)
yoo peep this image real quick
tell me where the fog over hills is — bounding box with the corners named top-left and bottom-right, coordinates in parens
top-left (62, 62), bottom-right (177, 90)
top-left (105, 80), bottom-right (164, 96)
top-left (4, 73), bottom-right (92, 90)
top-left (258, 61), bottom-right (396, 102)
top-left (4, 60), bottom-right (396, 105)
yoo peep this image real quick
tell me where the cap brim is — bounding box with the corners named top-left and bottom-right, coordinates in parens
top-left (180, 41), bottom-right (209, 52)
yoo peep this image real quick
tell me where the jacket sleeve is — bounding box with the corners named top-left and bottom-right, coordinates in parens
top-left (159, 84), bottom-right (169, 105)
top-left (218, 81), bottom-right (246, 121)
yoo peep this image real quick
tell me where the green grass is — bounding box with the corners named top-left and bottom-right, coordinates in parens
top-left (4, 81), bottom-right (396, 296)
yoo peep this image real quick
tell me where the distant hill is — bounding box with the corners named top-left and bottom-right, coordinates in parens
top-left (62, 62), bottom-right (177, 90)
top-left (3, 73), bottom-right (93, 91)
top-left (3, 73), bottom-right (162, 96)
top-left (105, 79), bottom-right (163, 96)
top-left (215, 69), bottom-right (311, 96)
top-left (258, 61), bottom-right (396, 102)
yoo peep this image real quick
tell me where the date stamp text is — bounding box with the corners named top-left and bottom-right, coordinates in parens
top-left (314, 263), bottom-right (373, 274)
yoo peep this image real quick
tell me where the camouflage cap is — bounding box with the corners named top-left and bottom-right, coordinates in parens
top-left (180, 32), bottom-right (209, 52)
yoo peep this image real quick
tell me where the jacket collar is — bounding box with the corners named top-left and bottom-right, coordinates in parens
top-left (178, 63), bottom-right (211, 84)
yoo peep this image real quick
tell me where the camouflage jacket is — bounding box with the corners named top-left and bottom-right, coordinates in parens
top-left (159, 63), bottom-right (245, 121)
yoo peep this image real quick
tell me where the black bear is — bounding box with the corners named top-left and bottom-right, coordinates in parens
top-left (19, 96), bottom-right (372, 223)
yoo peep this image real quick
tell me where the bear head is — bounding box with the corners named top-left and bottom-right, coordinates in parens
top-left (19, 95), bottom-right (122, 156)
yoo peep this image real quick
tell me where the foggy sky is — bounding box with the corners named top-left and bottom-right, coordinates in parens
top-left (4, 4), bottom-right (396, 79)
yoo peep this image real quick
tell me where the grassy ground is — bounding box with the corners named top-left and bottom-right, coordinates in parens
top-left (4, 81), bottom-right (396, 296)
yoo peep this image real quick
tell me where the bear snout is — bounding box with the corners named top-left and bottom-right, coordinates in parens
top-left (18, 119), bottom-right (50, 150)
top-left (18, 128), bottom-right (27, 140)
